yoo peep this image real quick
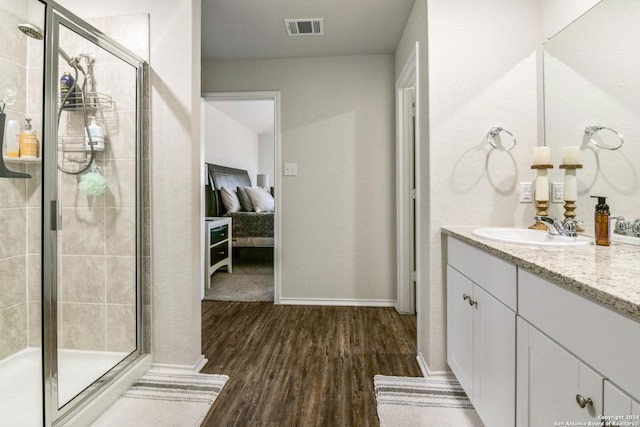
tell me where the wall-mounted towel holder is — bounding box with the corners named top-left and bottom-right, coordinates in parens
top-left (584, 125), bottom-right (624, 150)
top-left (487, 127), bottom-right (517, 151)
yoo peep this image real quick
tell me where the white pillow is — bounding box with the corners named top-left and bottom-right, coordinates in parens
top-left (220, 186), bottom-right (241, 213)
top-left (244, 186), bottom-right (274, 213)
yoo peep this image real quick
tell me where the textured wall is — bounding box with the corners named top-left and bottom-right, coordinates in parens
top-left (423, 0), bottom-right (542, 372)
top-left (203, 54), bottom-right (397, 303)
top-left (202, 103), bottom-right (260, 183)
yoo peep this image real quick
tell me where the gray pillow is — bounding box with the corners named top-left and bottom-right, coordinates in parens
top-left (237, 186), bottom-right (254, 212)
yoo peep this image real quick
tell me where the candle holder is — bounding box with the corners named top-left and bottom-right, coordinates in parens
top-left (529, 164), bottom-right (553, 230)
top-left (559, 164), bottom-right (584, 232)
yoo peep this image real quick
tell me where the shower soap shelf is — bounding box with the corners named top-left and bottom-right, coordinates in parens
top-left (58, 91), bottom-right (114, 112)
top-left (3, 156), bottom-right (40, 163)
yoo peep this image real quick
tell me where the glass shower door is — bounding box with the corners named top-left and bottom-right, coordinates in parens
top-left (53, 17), bottom-right (141, 410)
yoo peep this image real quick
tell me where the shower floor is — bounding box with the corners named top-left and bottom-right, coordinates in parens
top-left (0, 347), bottom-right (128, 426)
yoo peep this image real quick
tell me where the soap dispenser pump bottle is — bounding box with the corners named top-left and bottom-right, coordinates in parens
top-left (19, 118), bottom-right (39, 159)
top-left (591, 195), bottom-right (610, 246)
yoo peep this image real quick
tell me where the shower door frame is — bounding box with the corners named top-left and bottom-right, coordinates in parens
top-left (41, 2), bottom-right (148, 425)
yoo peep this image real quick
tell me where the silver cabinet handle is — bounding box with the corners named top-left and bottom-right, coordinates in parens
top-left (462, 294), bottom-right (478, 307)
top-left (576, 394), bottom-right (593, 409)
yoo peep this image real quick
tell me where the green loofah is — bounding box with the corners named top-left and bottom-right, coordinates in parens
top-left (78, 171), bottom-right (106, 196)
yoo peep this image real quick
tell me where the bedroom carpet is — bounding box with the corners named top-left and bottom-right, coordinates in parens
top-left (204, 248), bottom-right (274, 302)
top-left (374, 375), bottom-right (484, 427)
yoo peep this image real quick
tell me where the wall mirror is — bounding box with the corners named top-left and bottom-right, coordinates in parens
top-left (544, 0), bottom-right (640, 245)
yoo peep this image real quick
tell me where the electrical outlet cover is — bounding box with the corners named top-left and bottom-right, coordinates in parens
top-left (519, 182), bottom-right (533, 203)
top-left (552, 182), bottom-right (564, 203)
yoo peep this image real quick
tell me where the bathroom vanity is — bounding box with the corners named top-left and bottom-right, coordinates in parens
top-left (442, 227), bottom-right (640, 426)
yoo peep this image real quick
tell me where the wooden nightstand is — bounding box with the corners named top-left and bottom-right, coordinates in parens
top-left (205, 217), bottom-right (232, 288)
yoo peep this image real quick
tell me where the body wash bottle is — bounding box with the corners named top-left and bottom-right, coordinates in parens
top-left (5, 119), bottom-right (20, 157)
top-left (591, 196), bottom-right (610, 246)
top-left (84, 117), bottom-right (105, 151)
top-left (19, 118), bottom-right (39, 159)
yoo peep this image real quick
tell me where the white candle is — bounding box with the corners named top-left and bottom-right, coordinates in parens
top-left (564, 170), bottom-right (577, 201)
top-left (562, 146), bottom-right (580, 164)
top-left (535, 175), bottom-right (549, 201)
top-left (533, 146), bottom-right (551, 165)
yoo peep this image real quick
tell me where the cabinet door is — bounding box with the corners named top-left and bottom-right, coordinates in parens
top-left (517, 318), bottom-right (603, 426)
top-left (473, 285), bottom-right (515, 427)
top-left (447, 265), bottom-right (474, 397)
top-left (604, 380), bottom-right (640, 426)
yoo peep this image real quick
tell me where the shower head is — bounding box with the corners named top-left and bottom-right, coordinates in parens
top-left (18, 22), bottom-right (43, 40)
top-left (18, 22), bottom-right (77, 70)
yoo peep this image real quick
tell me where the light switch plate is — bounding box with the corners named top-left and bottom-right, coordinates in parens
top-left (283, 162), bottom-right (298, 176)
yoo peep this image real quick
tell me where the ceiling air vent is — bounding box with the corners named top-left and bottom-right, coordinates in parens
top-left (285, 18), bottom-right (324, 36)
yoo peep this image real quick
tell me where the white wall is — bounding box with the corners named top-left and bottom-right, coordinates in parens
top-left (58, 0), bottom-right (203, 368)
top-left (202, 103), bottom-right (259, 184)
top-left (202, 54), bottom-right (397, 303)
top-left (259, 133), bottom-right (275, 185)
top-left (541, 0), bottom-right (601, 40)
top-left (416, 0), bottom-right (542, 372)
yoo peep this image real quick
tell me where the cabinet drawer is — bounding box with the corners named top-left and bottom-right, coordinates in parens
top-left (210, 224), bottom-right (229, 245)
top-left (604, 380), bottom-right (640, 421)
top-left (210, 244), bottom-right (229, 265)
top-left (447, 237), bottom-right (517, 310)
top-left (519, 269), bottom-right (640, 400)
top-left (517, 317), bottom-right (603, 426)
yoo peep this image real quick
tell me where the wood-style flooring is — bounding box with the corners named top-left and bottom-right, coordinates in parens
top-left (200, 301), bottom-right (421, 426)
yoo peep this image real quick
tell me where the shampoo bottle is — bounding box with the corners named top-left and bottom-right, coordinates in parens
top-left (60, 72), bottom-right (75, 109)
top-left (591, 196), bottom-right (610, 246)
top-left (5, 119), bottom-right (20, 158)
top-left (84, 117), bottom-right (105, 151)
top-left (19, 118), bottom-right (39, 159)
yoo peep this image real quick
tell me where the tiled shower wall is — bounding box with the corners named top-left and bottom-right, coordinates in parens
top-left (0, 8), bottom-right (149, 360)
top-left (0, 6), bottom-right (39, 361)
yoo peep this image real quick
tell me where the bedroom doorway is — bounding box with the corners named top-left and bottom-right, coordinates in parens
top-left (201, 92), bottom-right (281, 304)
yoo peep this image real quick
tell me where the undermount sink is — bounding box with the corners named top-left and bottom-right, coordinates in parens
top-left (472, 227), bottom-right (592, 246)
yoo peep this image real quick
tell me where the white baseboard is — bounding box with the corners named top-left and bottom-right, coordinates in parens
top-left (152, 354), bottom-right (208, 373)
top-left (278, 297), bottom-right (396, 307)
top-left (416, 351), bottom-right (451, 377)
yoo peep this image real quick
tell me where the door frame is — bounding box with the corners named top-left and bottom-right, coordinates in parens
top-left (396, 43), bottom-right (420, 314)
top-left (200, 91), bottom-right (282, 304)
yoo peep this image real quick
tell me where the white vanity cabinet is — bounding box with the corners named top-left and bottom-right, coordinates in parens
top-left (517, 317), bottom-right (603, 426)
top-left (604, 381), bottom-right (640, 426)
top-left (517, 269), bottom-right (640, 426)
top-left (446, 238), bottom-right (517, 427)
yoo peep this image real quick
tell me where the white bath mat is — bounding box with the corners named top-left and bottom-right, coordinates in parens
top-left (374, 375), bottom-right (484, 427)
top-left (91, 369), bottom-right (228, 427)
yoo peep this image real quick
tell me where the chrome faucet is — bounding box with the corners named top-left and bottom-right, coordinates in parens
top-left (613, 216), bottom-right (640, 237)
top-left (534, 216), bottom-right (580, 237)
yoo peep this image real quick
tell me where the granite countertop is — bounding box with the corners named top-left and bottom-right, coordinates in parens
top-left (442, 226), bottom-right (640, 323)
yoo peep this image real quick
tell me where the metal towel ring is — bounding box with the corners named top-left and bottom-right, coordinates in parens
top-left (584, 125), bottom-right (624, 150)
top-left (487, 127), bottom-right (517, 151)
